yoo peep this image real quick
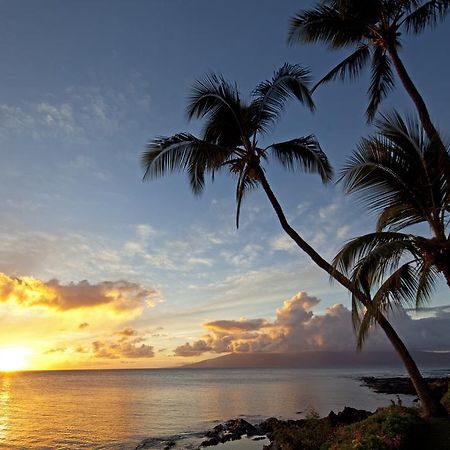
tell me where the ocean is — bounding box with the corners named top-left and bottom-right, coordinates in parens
top-left (0, 367), bottom-right (448, 449)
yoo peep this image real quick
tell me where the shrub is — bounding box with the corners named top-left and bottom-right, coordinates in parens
top-left (269, 418), bottom-right (332, 450)
top-left (441, 383), bottom-right (450, 412)
top-left (325, 406), bottom-right (424, 450)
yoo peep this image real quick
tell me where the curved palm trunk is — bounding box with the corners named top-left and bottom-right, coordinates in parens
top-left (388, 45), bottom-right (447, 157)
top-left (257, 167), bottom-right (446, 417)
top-left (437, 263), bottom-right (450, 288)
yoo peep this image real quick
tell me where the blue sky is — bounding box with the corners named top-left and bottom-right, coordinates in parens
top-left (0, 0), bottom-right (449, 368)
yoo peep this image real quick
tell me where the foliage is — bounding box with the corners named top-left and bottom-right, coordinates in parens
top-left (333, 112), bottom-right (450, 347)
top-left (142, 65), bottom-right (332, 228)
top-left (269, 417), bottom-right (332, 450)
top-left (289, 0), bottom-right (450, 121)
top-left (441, 384), bottom-right (450, 413)
top-left (326, 406), bottom-right (424, 450)
top-left (267, 406), bottom-right (425, 450)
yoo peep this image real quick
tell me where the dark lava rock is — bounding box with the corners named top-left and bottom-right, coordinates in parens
top-left (361, 376), bottom-right (449, 399)
top-left (201, 418), bottom-right (258, 447)
top-left (201, 436), bottom-right (221, 447)
top-left (258, 417), bottom-right (304, 435)
top-left (163, 441), bottom-right (176, 450)
top-left (327, 407), bottom-right (372, 425)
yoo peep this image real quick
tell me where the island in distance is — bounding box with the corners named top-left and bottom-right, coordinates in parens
top-left (182, 351), bottom-right (450, 369)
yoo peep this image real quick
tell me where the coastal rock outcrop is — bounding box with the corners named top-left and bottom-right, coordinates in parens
top-left (361, 376), bottom-right (449, 399)
top-left (327, 406), bottom-right (372, 425)
top-left (200, 418), bottom-right (259, 447)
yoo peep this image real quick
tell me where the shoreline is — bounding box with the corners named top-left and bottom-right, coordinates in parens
top-left (135, 375), bottom-right (450, 449)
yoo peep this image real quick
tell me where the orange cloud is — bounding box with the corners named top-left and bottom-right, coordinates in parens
top-left (175, 292), bottom-right (351, 356)
top-left (175, 292), bottom-right (450, 358)
top-left (92, 328), bottom-right (154, 359)
top-left (0, 273), bottom-right (159, 314)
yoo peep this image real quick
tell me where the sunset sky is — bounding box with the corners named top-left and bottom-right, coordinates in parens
top-left (0, 0), bottom-right (449, 370)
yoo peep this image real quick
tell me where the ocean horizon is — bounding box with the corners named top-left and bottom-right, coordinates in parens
top-left (1, 366), bottom-right (449, 449)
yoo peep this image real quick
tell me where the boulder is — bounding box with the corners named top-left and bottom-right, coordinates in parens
top-left (327, 406), bottom-right (372, 425)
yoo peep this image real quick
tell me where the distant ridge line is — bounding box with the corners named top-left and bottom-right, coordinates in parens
top-left (181, 351), bottom-right (450, 369)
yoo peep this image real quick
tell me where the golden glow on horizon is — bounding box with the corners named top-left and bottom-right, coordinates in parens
top-left (0, 347), bottom-right (30, 372)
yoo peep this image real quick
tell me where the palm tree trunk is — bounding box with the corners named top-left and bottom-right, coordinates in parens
top-left (257, 167), bottom-right (446, 417)
top-left (388, 45), bottom-right (446, 156)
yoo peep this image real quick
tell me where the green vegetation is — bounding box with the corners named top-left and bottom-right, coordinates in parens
top-left (328, 407), bottom-right (424, 450)
top-left (268, 406), bottom-right (426, 450)
top-left (442, 383), bottom-right (450, 412)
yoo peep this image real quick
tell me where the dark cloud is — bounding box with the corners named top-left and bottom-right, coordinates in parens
top-left (204, 318), bottom-right (269, 332)
top-left (174, 292), bottom-right (450, 357)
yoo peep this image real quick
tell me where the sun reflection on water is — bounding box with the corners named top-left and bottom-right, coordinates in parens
top-left (0, 375), bottom-right (11, 442)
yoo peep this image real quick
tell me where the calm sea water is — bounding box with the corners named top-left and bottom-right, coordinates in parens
top-left (0, 367), bottom-right (448, 449)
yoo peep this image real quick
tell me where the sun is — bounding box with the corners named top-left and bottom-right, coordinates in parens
top-left (0, 347), bottom-right (30, 372)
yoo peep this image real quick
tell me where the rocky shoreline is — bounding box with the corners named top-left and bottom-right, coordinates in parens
top-left (136, 376), bottom-right (450, 449)
top-left (199, 407), bottom-right (372, 448)
top-left (360, 376), bottom-right (449, 398)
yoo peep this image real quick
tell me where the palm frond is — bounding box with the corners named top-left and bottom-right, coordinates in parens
top-left (415, 259), bottom-right (440, 307)
top-left (375, 111), bottom-right (425, 159)
top-left (187, 73), bottom-right (244, 144)
top-left (288, 4), bottom-right (367, 48)
top-left (403, 0), bottom-right (450, 34)
top-left (376, 204), bottom-right (425, 231)
top-left (372, 263), bottom-right (418, 310)
top-left (333, 231), bottom-right (415, 278)
top-left (366, 48), bottom-right (395, 122)
top-left (235, 168), bottom-right (259, 229)
top-left (252, 63), bottom-right (314, 134)
top-left (267, 135), bottom-right (333, 183)
top-left (355, 262), bottom-right (417, 349)
top-left (356, 307), bottom-right (375, 350)
top-left (340, 135), bottom-right (430, 221)
top-left (313, 44), bottom-right (371, 90)
top-left (142, 133), bottom-right (231, 194)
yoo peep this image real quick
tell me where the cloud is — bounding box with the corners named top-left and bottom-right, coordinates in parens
top-left (115, 327), bottom-right (139, 337)
top-left (92, 328), bottom-right (155, 359)
top-left (0, 82), bottom-right (152, 142)
top-left (43, 327), bottom-right (155, 361)
top-left (174, 340), bottom-right (213, 357)
top-left (92, 340), bottom-right (154, 359)
top-left (174, 292), bottom-right (450, 357)
top-left (270, 234), bottom-right (297, 253)
top-left (221, 244), bottom-right (262, 267)
top-left (204, 318), bottom-right (270, 333)
top-left (0, 272), bottom-right (159, 315)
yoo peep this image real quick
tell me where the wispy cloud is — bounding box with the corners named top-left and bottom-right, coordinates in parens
top-left (0, 81), bottom-right (151, 142)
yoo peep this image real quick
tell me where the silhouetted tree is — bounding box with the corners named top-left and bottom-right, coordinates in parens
top-left (289, 0), bottom-right (449, 152)
top-left (141, 67), bottom-right (444, 416)
top-left (334, 112), bottom-right (449, 414)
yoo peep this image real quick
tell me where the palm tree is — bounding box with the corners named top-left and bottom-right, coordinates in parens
top-left (333, 111), bottom-right (449, 410)
top-left (288, 0), bottom-right (449, 152)
top-left (335, 111), bottom-right (449, 281)
top-left (141, 67), bottom-right (444, 416)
